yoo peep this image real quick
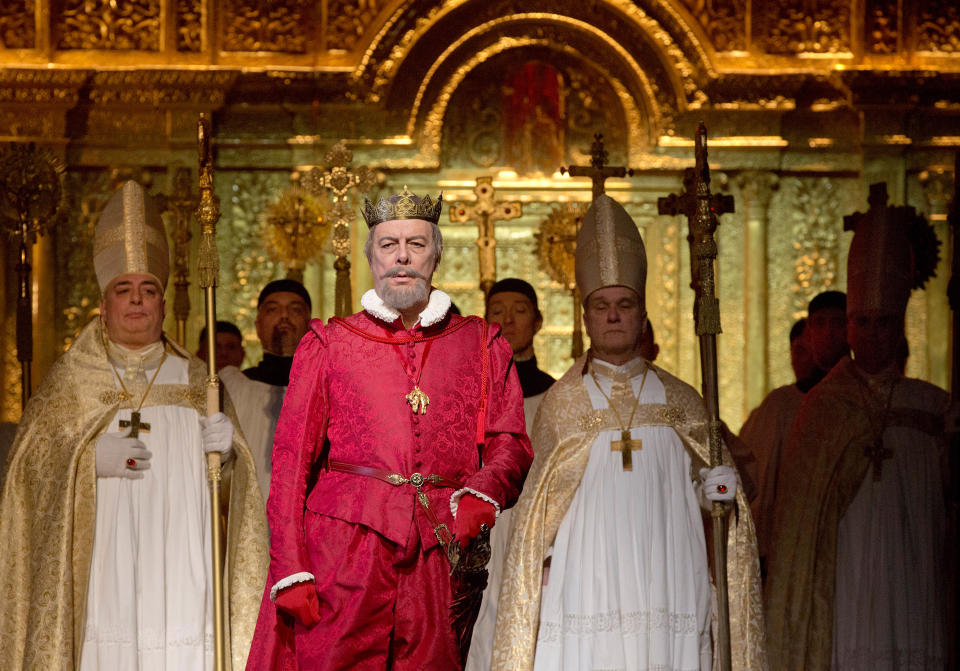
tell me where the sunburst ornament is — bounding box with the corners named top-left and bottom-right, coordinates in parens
top-left (536, 202), bottom-right (590, 358)
top-left (262, 185), bottom-right (331, 281)
top-left (536, 202), bottom-right (588, 290)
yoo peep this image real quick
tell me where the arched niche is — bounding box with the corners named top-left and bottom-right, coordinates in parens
top-left (438, 50), bottom-right (632, 175)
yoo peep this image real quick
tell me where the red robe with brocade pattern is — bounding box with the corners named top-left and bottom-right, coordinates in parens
top-left (246, 305), bottom-right (533, 670)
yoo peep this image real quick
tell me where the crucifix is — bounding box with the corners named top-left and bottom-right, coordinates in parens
top-left (120, 412), bottom-right (151, 438)
top-left (864, 437), bottom-right (892, 481)
top-left (449, 176), bottom-right (523, 295)
top-left (610, 430), bottom-right (641, 471)
top-left (302, 140), bottom-right (377, 316)
top-left (560, 133), bottom-right (634, 200)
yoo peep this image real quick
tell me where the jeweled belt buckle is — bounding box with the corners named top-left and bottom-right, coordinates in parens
top-left (409, 472), bottom-right (425, 488)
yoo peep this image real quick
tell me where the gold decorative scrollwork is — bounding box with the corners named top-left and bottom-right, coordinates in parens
top-left (0, 0), bottom-right (35, 49)
top-left (917, 0), bottom-right (960, 52)
top-left (679, 0), bottom-right (746, 52)
top-left (221, 0), bottom-right (307, 52)
top-left (866, 0), bottom-right (899, 54)
top-left (58, 0), bottom-right (161, 50)
top-left (327, 0), bottom-right (386, 51)
top-left (176, 0), bottom-right (203, 52)
top-left (758, 0), bottom-right (851, 54)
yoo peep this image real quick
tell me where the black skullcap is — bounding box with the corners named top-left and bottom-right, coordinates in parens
top-left (487, 278), bottom-right (540, 313)
top-left (257, 279), bottom-right (312, 310)
top-left (198, 320), bottom-right (243, 344)
top-left (789, 318), bottom-right (807, 343)
top-left (807, 290), bottom-right (846, 316)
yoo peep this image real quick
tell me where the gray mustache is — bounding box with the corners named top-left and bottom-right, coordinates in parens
top-left (383, 267), bottom-right (426, 280)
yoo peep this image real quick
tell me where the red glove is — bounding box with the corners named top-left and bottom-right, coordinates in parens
top-left (275, 581), bottom-right (321, 628)
top-left (452, 494), bottom-right (497, 542)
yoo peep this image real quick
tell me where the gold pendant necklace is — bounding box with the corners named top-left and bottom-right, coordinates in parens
top-left (396, 340), bottom-right (434, 415)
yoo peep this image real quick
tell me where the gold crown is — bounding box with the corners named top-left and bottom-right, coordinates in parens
top-left (361, 186), bottom-right (443, 227)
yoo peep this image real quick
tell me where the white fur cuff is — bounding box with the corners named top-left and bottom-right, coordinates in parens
top-left (269, 571), bottom-right (315, 602)
top-left (449, 487), bottom-right (501, 519)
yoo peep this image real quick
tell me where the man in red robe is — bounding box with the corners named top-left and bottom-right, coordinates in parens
top-left (246, 187), bottom-right (533, 671)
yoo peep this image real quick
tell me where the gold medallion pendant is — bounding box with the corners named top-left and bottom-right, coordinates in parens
top-left (406, 385), bottom-right (430, 415)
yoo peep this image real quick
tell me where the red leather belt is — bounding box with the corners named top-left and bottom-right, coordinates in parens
top-left (326, 460), bottom-right (463, 490)
top-left (325, 459), bottom-right (460, 548)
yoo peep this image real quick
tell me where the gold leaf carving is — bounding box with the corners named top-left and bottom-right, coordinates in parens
top-left (177, 0), bottom-right (202, 52)
top-left (327, 0), bottom-right (384, 51)
top-left (759, 0), bottom-right (851, 54)
top-left (866, 0), bottom-right (899, 54)
top-left (58, 0), bottom-right (160, 50)
top-left (0, 0), bottom-right (35, 49)
top-left (917, 0), bottom-right (960, 53)
top-left (679, 0), bottom-right (746, 52)
top-left (221, 0), bottom-right (307, 53)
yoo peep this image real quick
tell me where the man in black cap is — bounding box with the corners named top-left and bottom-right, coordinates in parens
top-left (484, 278), bottom-right (555, 407)
top-left (221, 279), bottom-right (312, 501)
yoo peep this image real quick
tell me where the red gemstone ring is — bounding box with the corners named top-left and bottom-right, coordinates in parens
top-left (716, 484), bottom-right (727, 494)
top-left (126, 458), bottom-right (137, 468)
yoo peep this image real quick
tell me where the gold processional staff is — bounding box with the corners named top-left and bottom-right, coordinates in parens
top-left (658, 122), bottom-right (737, 671)
top-left (195, 114), bottom-right (228, 671)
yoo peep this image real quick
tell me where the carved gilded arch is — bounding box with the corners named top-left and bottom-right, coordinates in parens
top-left (353, 1), bottom-right (716, 166)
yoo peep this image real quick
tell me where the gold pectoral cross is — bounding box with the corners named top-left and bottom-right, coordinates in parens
top-left (865, 438), bottom-right (892, 482)
top-left (119, 411), bottom-right (151, 439)
top-left (611, 429), bottom-right (641, 471)
top-left (406, 385), bottom-right (430, 415)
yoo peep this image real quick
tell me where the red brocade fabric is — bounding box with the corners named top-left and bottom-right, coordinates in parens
top-left (246, 310), bottom-right (532, 670)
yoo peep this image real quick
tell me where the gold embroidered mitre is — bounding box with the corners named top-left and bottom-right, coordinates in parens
top-left (575, 193), bottom-right (647, 303)
top-left (94, 180), bottom-right (169, 292)
top-left (361, 186), bottom-right (443, 227)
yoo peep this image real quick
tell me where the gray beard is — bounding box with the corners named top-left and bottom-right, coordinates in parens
top-left (380, 280), bottom-right (429, 311)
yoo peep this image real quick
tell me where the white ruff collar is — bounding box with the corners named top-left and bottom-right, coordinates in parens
top-left (361, 288), bottom-right (452, 328)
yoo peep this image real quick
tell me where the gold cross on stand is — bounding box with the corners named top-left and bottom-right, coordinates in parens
top-left (560, 133), bottom-right (634, 200)
top-left (610, 430), bottom-right (641, 471)
top-left (864, 437), bottom-right (892, 481)
top-left (450, 176), bottom-right (523, 295)
top-left (119, 411), bottom-right (151, 439)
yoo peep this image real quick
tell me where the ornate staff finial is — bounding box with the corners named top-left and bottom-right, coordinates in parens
top-left (0, 143), bottom-right (66, 409)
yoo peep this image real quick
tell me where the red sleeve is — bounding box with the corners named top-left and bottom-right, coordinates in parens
top-left (265, 319), bottom-right (328, 583)
top-left (460, 325), bottom-right (534, 511)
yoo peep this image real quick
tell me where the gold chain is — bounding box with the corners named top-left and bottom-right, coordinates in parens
top-left (589, 362), bottom-right (649, 434)
top-left (109, 349), bottom-right (169, 414)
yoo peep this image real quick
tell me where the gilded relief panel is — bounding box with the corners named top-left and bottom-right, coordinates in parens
top-left (917, 0), bottom-right (960, 52)
top-left (678, 0), bottom-right (746, 51)
top-left (865, 0), bottom-right (898, 53)
top-left (327, 0), bottom-right (386, 51)
top-left (0, 0), bottom-right (34, 49)
top-left (214, 171), bottom-right (286, 364)
top-left (58, 0), bottom-right (161, 50)
top-left (221, 0), bottom-right (308, 52)
top-left (177, 0), bottom-right (203, 52)
top-left (758, 0), bottom-right (851, 53)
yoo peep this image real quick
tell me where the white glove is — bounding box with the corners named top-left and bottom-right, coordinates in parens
top-left (96, 430), bottom-right (152, 479)
top-left (699, 466), bottom-right (737, 502)
top-left (200, 412), bottom-right (234, 460)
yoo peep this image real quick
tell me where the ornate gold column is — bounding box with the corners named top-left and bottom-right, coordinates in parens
top-left (919, 168), bottom-right (952, 390)
top-left (736, 171), bottom-right (778, 412)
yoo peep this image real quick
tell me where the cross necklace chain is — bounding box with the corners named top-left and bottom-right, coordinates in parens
top-left (590, 363), bottom-right (650, 471)
top-left (109, 349), bottom-right (169, 438)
